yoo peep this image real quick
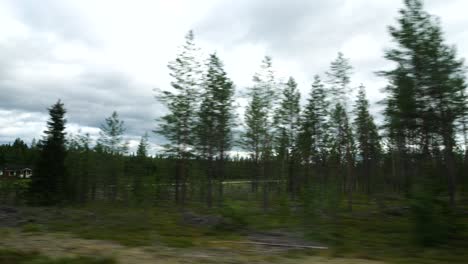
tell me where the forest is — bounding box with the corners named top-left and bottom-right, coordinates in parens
top-left (1, 0), bottom-right (468, 263)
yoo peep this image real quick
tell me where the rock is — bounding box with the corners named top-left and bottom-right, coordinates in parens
top-left (182, 212), bottom-right (223, 227)
top-left (0, 206), bottom-right (19, 214)
top-left (383, 206), bottom-right (410, 216)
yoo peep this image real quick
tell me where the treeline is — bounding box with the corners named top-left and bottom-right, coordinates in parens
top-left (1, 0), bottom-right (467, 210)
top-left (154, 0), bottom-right (468, 208)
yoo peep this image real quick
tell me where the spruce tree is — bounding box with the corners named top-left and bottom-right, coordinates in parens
top-left (354, 85), bottom-right (381, 194)
top-left (155, 30), bottom-right (202, 204)
top-left (137, 133), bottom-right (150, 158)
top-left (133, 133), bottom-right (150, 204)
top-left (30, 100), bottom-right (67, 205)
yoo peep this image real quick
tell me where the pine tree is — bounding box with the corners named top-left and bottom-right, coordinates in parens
top-left (298, 75), bottom-right (330, 180)
top-left (65, 131), bottom-right (92, 203)
top-left (98, 111), bottom-right (127, 155)
top-left (243, 90), bottom-right (268, 190)
top-left (155, 30), bottom-right (202, 204)
top-left (329, 103), bottom-right (355, 210)
top-left (196, 53), bottom-right (235, 206)
top-left (30, 100), bottom-right (67, 205)
top-left (354, 85), bottom-right (381, 194)
top-left (325, 52), bottom-right (356, 210)
top-left (242, 56), bottom-right (278, 208)
top-left (98, 111), bottom-right (127, 201)
top-left (326, 52), bottom-right (354, 112)
top-left (326, 53), bottom-right (354, 163)
top-left (381, 0), bottom-right (467, 205)
top-left (274, 77), bottom-right (301, 194)
top-left (329, 104), bottom-right (354, 165)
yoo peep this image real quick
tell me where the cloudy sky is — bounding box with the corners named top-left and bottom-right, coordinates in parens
top-left (1, 0), bottom-right (468, 153)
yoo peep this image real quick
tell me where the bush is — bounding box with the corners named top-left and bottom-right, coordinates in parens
top-left (410, 180), bottom-right (459, 246)
top-left (215, 204), bottom-right (248, 231)
top-left (0, 179), bottom-right (31, 205)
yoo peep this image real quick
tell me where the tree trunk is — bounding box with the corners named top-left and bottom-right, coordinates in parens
top-left (443, 126), bottom-right (456, 208)
top-left (207, 155), bottom-right (214, 208)
top-left (218, 152), bottom-right (225, 206)
top-left (262, 159), bottom-right (269, 211)
top-left (175, 159), bottom-right (181, 204)
top-left (346, 147), bottom-right (354, 212)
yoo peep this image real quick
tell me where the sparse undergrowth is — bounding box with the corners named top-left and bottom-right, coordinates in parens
top-left (0, 249), bottom-right (115, 264)
top-left (0, 198), bottom-right (467, 264)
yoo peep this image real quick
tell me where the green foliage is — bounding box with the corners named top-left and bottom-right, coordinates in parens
top-left (242, 56), bottom-right (278, 162)
top-left (136, 132), bottom-right (149, 158)
top-left (29, 100), bottom-right (67, 206)
top-left (155, 30), bottom-right (201, 157)
top-left (215, 204), bottom-right (248, 231)
top-left (380, 0), bottom-right (467, 204)
top-left (274, 77), bottom-right (301, 158)
top-left (98, 111), bottom-right (128, 155)
top-left (329, 103), bottom-right (354, 164)
top-left (298, 75), bottom-right (330, 166)
top-left (410, 180), bottom-right (460, 246)
top-left (196, 53), bottom-right (235, 159)
top-left (195, 53), bottom-right (236, 206)
top-left (354, 85), bottom-right (381, 161)
top-left (21, 223), bottom-right (43, 233)
top-left (326, 52), bottom-right (353, 110)
top-left (0, 179), bottom-right (31, 204)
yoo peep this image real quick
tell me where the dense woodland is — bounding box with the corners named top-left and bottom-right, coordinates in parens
top-left (1, 0), bottom-right (468, 249)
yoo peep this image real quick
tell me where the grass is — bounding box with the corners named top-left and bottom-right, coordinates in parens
top-left (29, 203), bottom-right (242, 248)
top-left (7, 193), bottom-right (468, 264)
top-left (0, 249), bottom-right (115, 264)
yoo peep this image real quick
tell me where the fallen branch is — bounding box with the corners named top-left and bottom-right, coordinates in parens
top-left (209, 241), bottom-right (328, 249)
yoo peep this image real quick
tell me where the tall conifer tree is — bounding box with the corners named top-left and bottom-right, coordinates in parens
top-left (298, 75), bottom-right (330, 180)
top-left (30, 100), bottom-right (67, 205)
top-left (196, 53), bottom-right (235, 206)
top-left (155, 30), bottom-right (202, 204)
top-left (274, 77), bottom-right (301, 194)
top-left (354, 85), bottom-right (381, 194)
top-left (381, 0), bottom-right (467, 205)
top-left (242, 56), bottom-right (278, 208)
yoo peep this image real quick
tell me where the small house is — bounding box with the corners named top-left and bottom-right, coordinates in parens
top-left (0, 165), bottom-right (33, 179)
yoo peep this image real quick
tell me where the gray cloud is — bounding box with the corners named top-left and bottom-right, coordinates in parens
top-left (0, 35), bottom-right (161, 144)
top-left (5, 0), bottom-right (99, 46)
top-left (196, 0), bottom-right (468, 122)
top-left (1, 0), bottom-right (468, 149)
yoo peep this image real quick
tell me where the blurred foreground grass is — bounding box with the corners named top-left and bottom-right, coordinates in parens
top-left (0, 249), bottom-right (115, 264)
top-left (1, 195), bottom-right (467, 264)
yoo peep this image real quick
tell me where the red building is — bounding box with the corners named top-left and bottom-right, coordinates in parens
top-left (0, 165), bottom-right (33, 179)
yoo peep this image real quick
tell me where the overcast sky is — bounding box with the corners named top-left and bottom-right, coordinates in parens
top-left (1, 0), bottom-right (468, 153)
